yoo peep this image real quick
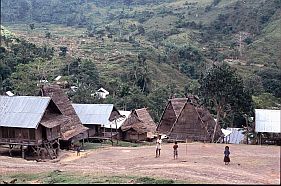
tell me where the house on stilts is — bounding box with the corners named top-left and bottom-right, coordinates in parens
top-left (72, 104), bottom-right (121, 140)
top-left (0, 96), bottom-right (69, 159)
top-left (157, 97), bottom-right (223, 142)
top-left (39, 85), bottom-right (89, 149)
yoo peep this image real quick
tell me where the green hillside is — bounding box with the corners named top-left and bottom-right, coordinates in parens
top-left (1, 0), bottom-right (280, 122)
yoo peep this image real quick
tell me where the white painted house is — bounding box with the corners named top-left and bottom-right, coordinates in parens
top-left (93, 87), bottom-right (109, 99)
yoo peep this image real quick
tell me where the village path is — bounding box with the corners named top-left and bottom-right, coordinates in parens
top-left (0, 143), bottom-right (280, 184)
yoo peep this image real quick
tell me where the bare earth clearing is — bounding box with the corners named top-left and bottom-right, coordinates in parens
top-left (0, 143), bottom-right (280, 184)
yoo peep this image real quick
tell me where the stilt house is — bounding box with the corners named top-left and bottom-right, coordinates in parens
top-left (39, 85), bottom-right (89, 148)
top-left (0, 96), bottom-right (69, 159)
top-left (72, 104), bottom-right (121, 138)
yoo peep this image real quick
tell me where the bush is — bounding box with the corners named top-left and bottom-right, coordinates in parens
top-left (136, 177), bottom-right (175, 184)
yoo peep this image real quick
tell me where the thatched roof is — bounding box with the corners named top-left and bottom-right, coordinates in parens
top-left (158, 97), bottom-right (223, 142)
top-left (121, 108), bottom-right (156, 134)
top-left (41, 115), bottom-right (70, 128)
top-left (168, 101), bottom-right (223, 142)
top-left (170, 98), bottom-right (188, 117)
top-left (134, 108), bottom-right (156, 131)
top-left (121, 114), bottom-right (146, 133)
top-left (39, 85), bottom-right (88, 141)
top-left (157, 98), bottom-right (188, 134)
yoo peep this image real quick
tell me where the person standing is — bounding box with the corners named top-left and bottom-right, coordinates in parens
top-left (155, 135), bottom-right (162, 158)
top-left (224, 146), bottom-right (230, 165)
top-left (173, 141), bottom-right (178, 159)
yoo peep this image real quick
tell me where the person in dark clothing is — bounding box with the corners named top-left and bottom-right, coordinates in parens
top-left (224, 146), bottom-right (230, 165)
top-left (173, 141), bottom-right (178, 160)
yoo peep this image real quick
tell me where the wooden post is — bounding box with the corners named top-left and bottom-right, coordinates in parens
top-left (110, 125), bottom-right (112, 140)
top-left (21, 145), bottom-right (25, 159)
top-left (186, 139), bottom-right (187, 155)
top-left (36, 145), bottom-right (40, 159)
top-left (245, 114), bottom-right (249, 145)
top-left (116, 118), bottom-right (118, 144)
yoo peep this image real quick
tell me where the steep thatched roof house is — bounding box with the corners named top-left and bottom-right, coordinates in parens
top-left (157, 98), bottom-right (188, 134)
top-left (0, 96), bottom-right (69, 159)
top-left (39, 85), bottom-right (88, 147)
top-left (72, 104), bottom-right (121, 138)
top-left (157, 97), bottom-right (222, 142)
top-left (120, 108), bottom-right (156, 142)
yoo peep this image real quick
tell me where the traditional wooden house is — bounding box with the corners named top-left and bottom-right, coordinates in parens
top-left (120, 108), bottom-right (157, 142)
top-left (39, 85), bottom-right (89, 148)
top-left (72, 104), bottom-right (121, 138)
top-left (157, 97), bottom-right (223, 142)
top-left (0, 96), bottom-right (69, 159)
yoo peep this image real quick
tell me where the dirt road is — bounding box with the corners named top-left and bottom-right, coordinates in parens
top-left (0, 142), bottom-right (280, 184)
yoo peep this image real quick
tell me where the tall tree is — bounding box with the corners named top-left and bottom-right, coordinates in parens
top-left (199, 62), bottom-right (253, 142)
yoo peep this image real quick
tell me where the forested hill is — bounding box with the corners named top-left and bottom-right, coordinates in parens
top-left (1, 0), bottom-right (281, 123)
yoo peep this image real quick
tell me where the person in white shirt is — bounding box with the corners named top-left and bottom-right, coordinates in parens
top-left (155, 135), bottom-right (162, 158)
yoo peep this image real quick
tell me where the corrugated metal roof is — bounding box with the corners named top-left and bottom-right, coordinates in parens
top-left (225, 128), bottom-right (245, 144)
top-left (255, 109), bottom-right (281, 133)
top-left (0, 96), bottom-right (51, 129)
top-left (72, 104), bottom-right (114, 125)
top-left (106, 111), bottom-right (131, 129)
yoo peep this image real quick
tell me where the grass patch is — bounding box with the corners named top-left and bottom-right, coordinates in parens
top-left (82, 140), bottom-right (153, 150)
top-left (136, 176), bottom-right (175, 184)
top-left (110, 140), bottom-right (154, 147)
top-left (0, 171), bottom-right (184, 184)
top-left (82, 142), bottom-right (108, 150)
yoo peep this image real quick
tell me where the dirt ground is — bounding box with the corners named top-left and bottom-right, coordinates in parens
top-left (0, 142), bottom-right (280, 184)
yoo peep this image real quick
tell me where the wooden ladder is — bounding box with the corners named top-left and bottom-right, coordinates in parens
top-left (43, 141), bottom-right (57, 159)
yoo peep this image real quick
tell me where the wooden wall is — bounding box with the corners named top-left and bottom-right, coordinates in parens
top-left (0, 124), bottom-right (60, 145)
top-left (123, 130), bottom-right (147, 142)
top-left (0, 127), bottom-right (41, 145)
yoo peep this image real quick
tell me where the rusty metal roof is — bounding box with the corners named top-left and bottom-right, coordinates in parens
top-left (0, 96), bottom-right (51, 129)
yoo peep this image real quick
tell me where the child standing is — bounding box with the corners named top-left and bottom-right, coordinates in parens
top-left (155, 135), bottom-right (162, 158)
top-left (173, 141), bottom-right (178, 159)
top-left (224, 146), bottom-right (230, 165)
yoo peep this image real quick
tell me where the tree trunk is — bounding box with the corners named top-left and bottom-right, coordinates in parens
top-left (212, 105), bottom-right (221, 143)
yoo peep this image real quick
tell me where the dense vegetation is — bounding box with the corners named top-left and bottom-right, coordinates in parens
top-left (1, 0), bottom-right (280, 127)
